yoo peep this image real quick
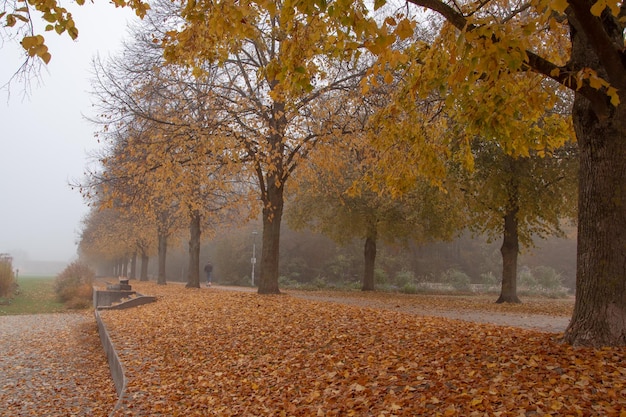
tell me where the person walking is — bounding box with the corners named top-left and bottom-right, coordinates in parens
top-left (204, 261), bottom-right (213, 287)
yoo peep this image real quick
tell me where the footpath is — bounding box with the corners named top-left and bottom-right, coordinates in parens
top-left (0, 313), bottom-right (117, 417)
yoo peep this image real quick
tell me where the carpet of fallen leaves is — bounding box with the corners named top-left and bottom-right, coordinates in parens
top-left (289, 290), bottom-right (574, 317)
top-left (0, 312), bottom-right (117, 416)
top-left (101, 282), bottom-right (625, 416)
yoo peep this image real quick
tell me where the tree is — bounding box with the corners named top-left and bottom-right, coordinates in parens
top-left (162, 1), bottom-right (368, 293)
top-left (459, 140), bottom-right (578, 303)
top-left (380, 0), bottom-right (625, 346)
top-left (77, 203), bottom-right (155, 277)
top-left (287, 83), bottom-right (463, 291)
top-left (290, 0), bottom-right (621, 346)
top-left (83, 4), bottom-right (251, 287)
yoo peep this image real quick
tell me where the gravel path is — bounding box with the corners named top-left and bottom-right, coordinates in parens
top-left (215, 286), bottom-right (572, 333)
top-left (0, 313), bottom-right (117, 417)
top-left (292, 293), bottom-right (571, 333)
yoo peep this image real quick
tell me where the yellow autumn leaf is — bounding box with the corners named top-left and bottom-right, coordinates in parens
top-left (394, 18), bottom-right (414, 40)
top-left (470, 397), bottom-right (483, 407)
top-left (607, 87), bottom-right (620, 107)
top-left (21, 35), bottom-right (43, 49)
top-left (40, 51), bottom-right (51, 64)
top-left (551, 0), bottom-right (569, 13)
top-left (590, 0), bottom-right (606, 16)
top-left (607, 0), bottom-right (621, 14)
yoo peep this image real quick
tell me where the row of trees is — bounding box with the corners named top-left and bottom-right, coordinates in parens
top-left (6, 0), bottom-right (625, 346)
top-left (116, 222), bottom-right (575, 295)
top-left (76, 0), bottom-right (577, 299)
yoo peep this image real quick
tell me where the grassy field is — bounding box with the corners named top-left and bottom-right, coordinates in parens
top-left (0, 276), bottom-right (66, 315)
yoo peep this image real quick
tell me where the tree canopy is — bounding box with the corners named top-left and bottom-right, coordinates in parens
top-left (9, 0), bottom-right (626, 346)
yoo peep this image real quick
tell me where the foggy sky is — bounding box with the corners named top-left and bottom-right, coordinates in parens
top-left (0, 3), bottom-right (138, 263)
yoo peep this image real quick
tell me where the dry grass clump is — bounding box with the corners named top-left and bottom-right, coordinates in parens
top-left (0, 257), bottom-right (16, 299)
top-left (54, 262), bottom-right (95, 309)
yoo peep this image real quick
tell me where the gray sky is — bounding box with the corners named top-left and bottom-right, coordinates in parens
top-left (0, 2), bottom-right (137, 262)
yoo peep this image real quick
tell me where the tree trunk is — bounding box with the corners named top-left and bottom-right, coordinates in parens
top-left (362, 219), bottom-right (377, 291)
top-left (258, 180), bottom-right (283, 294)
top-left (563, 95), bottom-right (626, 345)
top-left (186, 212), bottom-right (201, 288)
top-left (497, 210), bottom-right (521, 303)
top-left (157, 231), bottom-right (168, 285)
top-left (140, 252), bottom-right (149, 281)
top-left (561, 15), bottom-right (626, 346)
top-left (129, 252), bottom-right (137, 280)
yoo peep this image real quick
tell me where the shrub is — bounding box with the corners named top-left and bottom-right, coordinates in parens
top-left (400, 282), bottom-right (418, 294)
top-left (0, 257), bottom-right (16, 298)
top-left (54, 262), bottom-right (95, 308)
top-left (374, 268), bottom-right (388, 285)
top-left (394, 270), bottom-right (416, 288)
top-left (518, 266), bottom-right (538, 289)
top-left (517, 265), bottom-right (568, 298)
top-left (532, 266), bottom-right (563, 290)
top-left (440, 268), bottom-right (472, 292)
top-left (480, 271), bottom-right (500, 286)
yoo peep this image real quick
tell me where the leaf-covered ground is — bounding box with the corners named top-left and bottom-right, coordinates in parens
top-left (102, 282), bottom-right (624, 416)
top-left (289, 290), bottom-right (574, 316)
top-left (0, 312), bottom-right (117, 416)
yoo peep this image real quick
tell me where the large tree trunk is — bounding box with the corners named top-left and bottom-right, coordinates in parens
top-left (563, 96), bottom-right (626, 346)
top-left (186, 212), bottom-right (201, 288)
top-left (362, 219), bottom-right (377, 291)
top-left (497, 210), bottom-right (521, 304)
top-left (258, 180), bottom-right (283, 294)
top-left (564, 99), bottom-right (626, 346)
top-left (562, 14), bottom-right (626, 346)
top-left (157, 231), bottom-right (168, 285)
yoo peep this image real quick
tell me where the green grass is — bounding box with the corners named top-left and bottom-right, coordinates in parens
top-left (0, 276), bottom-right (66, 315)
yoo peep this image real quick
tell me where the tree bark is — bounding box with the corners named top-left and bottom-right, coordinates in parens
top-left (129, 252), bottom-right (137, 280)
top-left (140, 252), bottom-right (149, 281)
top-left (258, 179), bottom-right (283, 294)
top-left (139, 248), bottom-right (150, 281)
top-left (561, 15), bottom-right (626, 346)
top-left (121, 256), bottom-right (129, 277)
top-left (497, 210), bottom-right (521, 304)
top-left (157, 230), bottom-right (168, 285)
top-left (564, 99), bottom-right (626, 345)
top-left (563, 98), bottom-right (626, 346)
top-left (186, 212), bottom-right (201, 288)
top-left (362, 219), bottom-right (378, 291)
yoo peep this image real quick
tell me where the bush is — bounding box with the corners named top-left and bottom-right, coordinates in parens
top-left (480, 271), bottom-right (500, 286)
top-left (394, 270), bottom-right (416, 288)
top-left (440, 268), bottom-right (472, 292)
top-left (0, 257), bottom-right (16, 298)
top-left (374, 268), bottom-right (388, 285)
top-left (400, 282), bottom-right (418, 294)
top-left (532, 266), bottom-right (563, 290)
top-left (518, 266), bottom-right (538, 289)
top-left (517, 265), bottom-right (568, 298)
top-left (54, 262), bottom-right (95, 308)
